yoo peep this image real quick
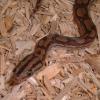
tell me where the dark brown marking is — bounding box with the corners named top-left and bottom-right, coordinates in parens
top-left (84, 19), bottom-right (94, 31)
top-left (34, 47), bottom-right (46, 59)
top-left (77, 8), bottom-right (87, 17)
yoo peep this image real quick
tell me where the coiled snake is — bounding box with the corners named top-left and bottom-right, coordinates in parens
top-left (8, 0), bottom-right (97, 86)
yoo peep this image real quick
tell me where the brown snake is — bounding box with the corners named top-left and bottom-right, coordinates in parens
top-left (8, 0), bottom-right (97, 86)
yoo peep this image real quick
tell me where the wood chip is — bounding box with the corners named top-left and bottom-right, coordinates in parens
top-left (37, 63), bottom-right (62, 80)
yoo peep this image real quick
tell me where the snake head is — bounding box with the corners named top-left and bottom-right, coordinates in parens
top-left (7, 54), bottom-right (43, 86)
top-left (7, 72), bottom-right (31, 86)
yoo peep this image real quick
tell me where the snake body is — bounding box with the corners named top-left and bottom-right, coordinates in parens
top-left (8, 0), bottom-right (97, 85)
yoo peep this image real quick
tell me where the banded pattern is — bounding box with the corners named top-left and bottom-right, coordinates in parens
top-left (8, 0), bottom-right (97, 85)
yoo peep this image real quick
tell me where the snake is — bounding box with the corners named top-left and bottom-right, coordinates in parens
top-left (8, 0), bottom-right (97, 86)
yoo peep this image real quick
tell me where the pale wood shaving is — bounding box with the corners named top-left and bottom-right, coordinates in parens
top-left (0, 18), bottom-right (8, 36)
top-left (0, 51), bottom-right (6, 75)
top-left (86, 55), bottom-right (100, 74)
top-left (43, 76), bottom-right (56, 95)
top-left (37, 63), bottom-right (62, 80)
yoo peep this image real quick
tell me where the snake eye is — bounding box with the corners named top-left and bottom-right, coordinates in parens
top-left (26, 70), bottom-right (32, 76)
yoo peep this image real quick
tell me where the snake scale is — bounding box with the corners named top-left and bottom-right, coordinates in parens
top-left (8, 0), bottom-right (97, 86)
